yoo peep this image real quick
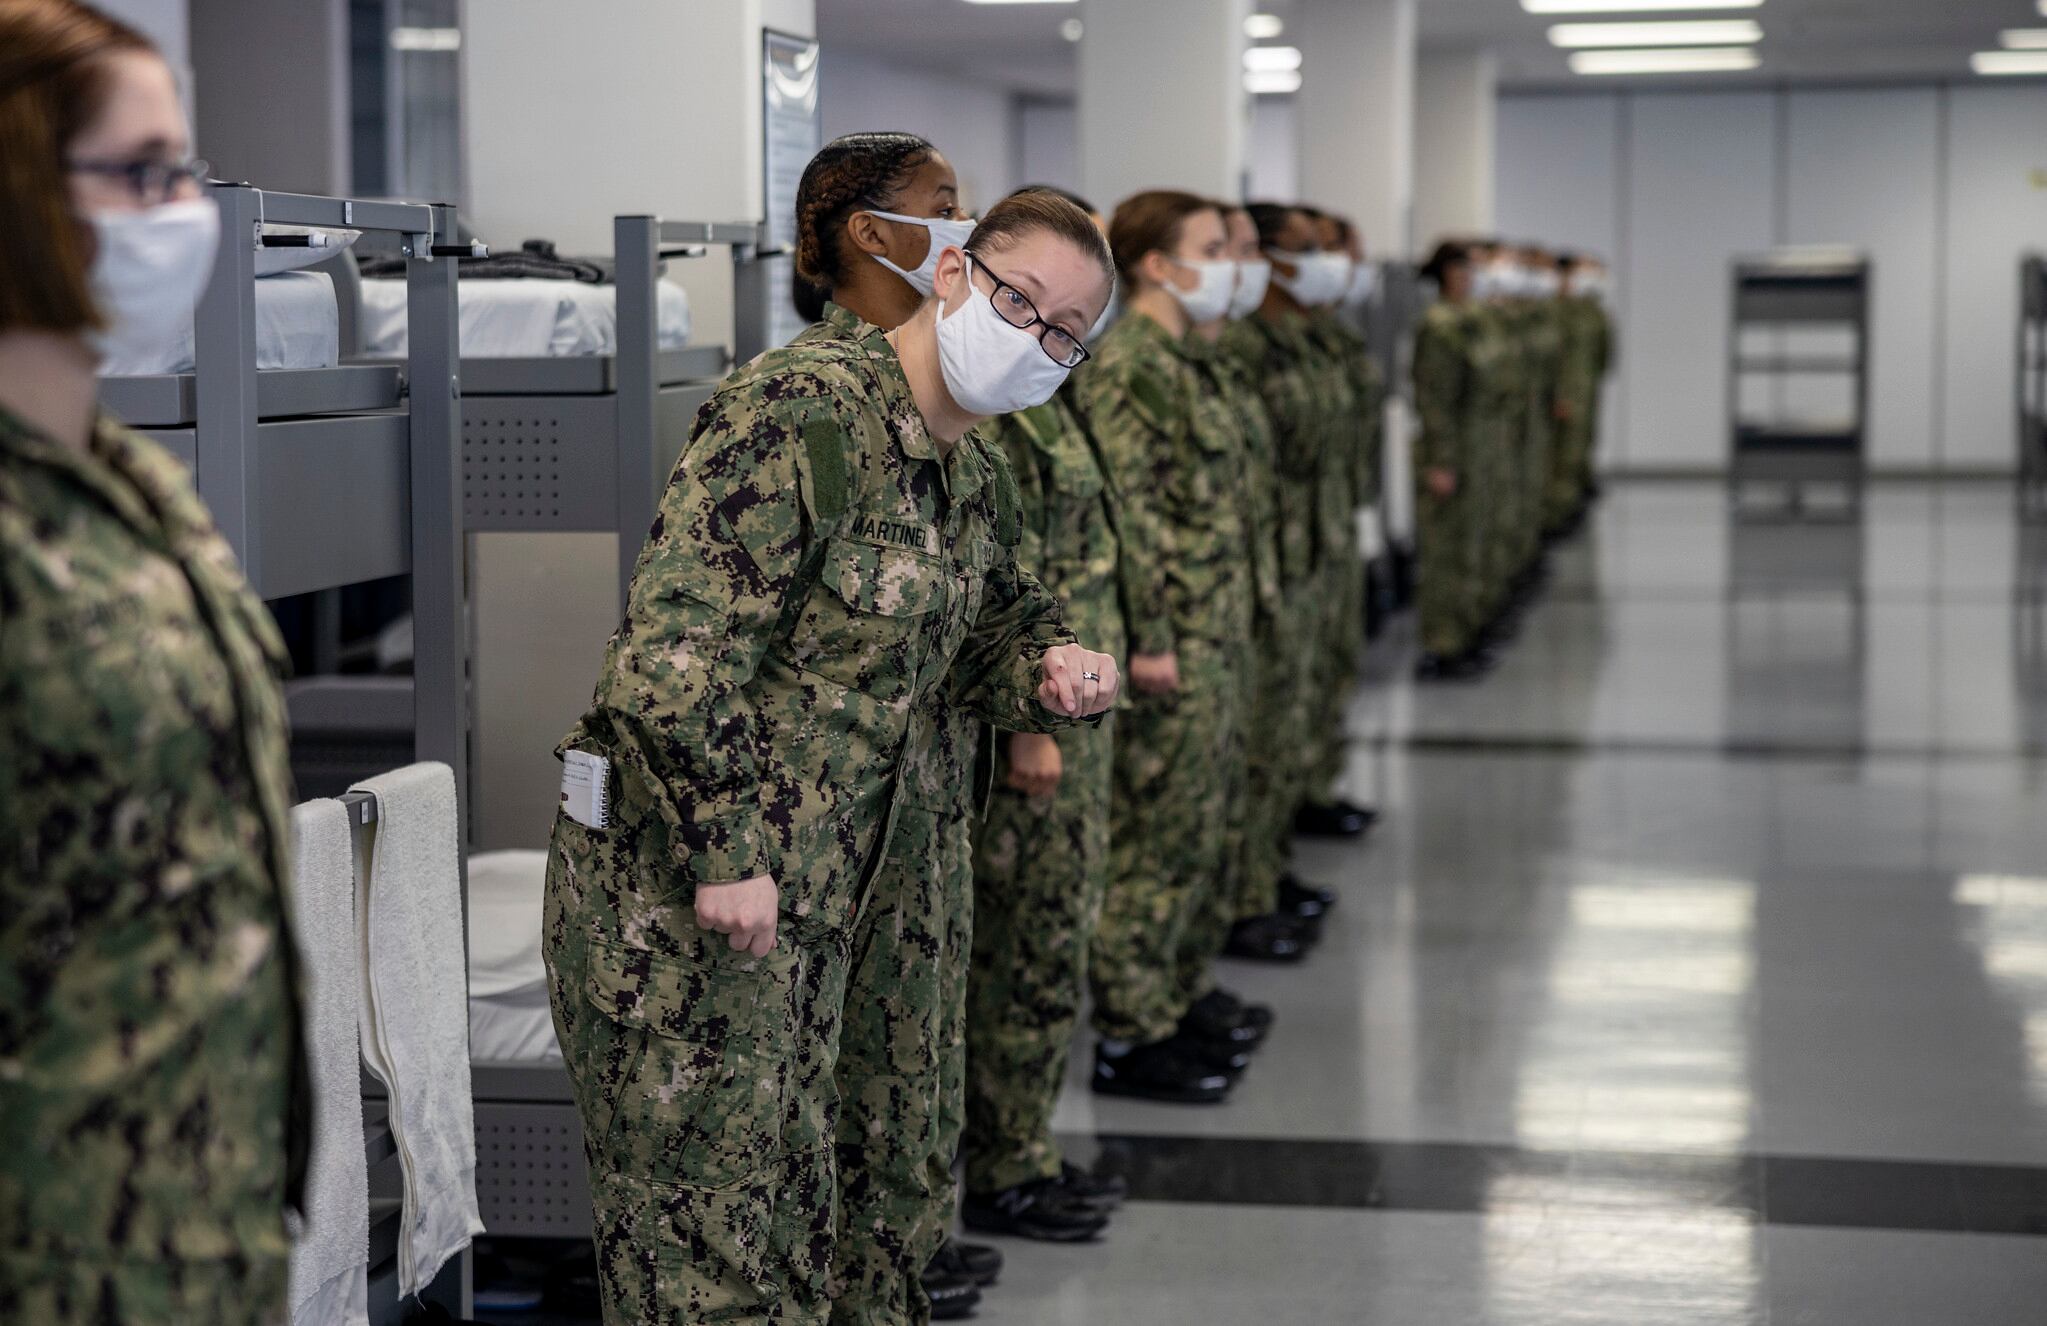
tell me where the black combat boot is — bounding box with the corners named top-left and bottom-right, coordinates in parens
top-left (921, 1242), bottom-right (984, 1320)
top-left (961, 1177), bottom-right (1111, 1242)
top-left (950, 1239), bottom-right (1002, 1287)
top-left (1091, 1037), bottom-right (1233, 1104)
top-left (1189, 987), bottom-right (1274, 1047)
top-left (1279, 874), bottom-right (1339, 922)
top-left (1058, 1160), bottom-right (1128, 1211)
top-left (1293, 799), bottom-right (1378, 837)
top-left (1223, 912), bottom-right (1311, 962)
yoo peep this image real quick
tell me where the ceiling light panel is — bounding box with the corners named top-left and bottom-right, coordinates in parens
top-left (1570, 46), bottom-right (1760, 74)
top-left (1245, 13), bottom-right (1284, 40)
top-left (1550, 20), bottom-right (1761, 47)
top-left (961, 0), bottom-right (1077, 5)
top-left (1243, 45), bottom-right (1303, 72)
top-left (1244, 69), bottom-right (1303, 94)
top-left (1973, 50), bottom-right (2047, 75)
top-left (1525, 0), bottom-right (1761, 12)
top-left (2001, 30), bottom-right (2047, 50)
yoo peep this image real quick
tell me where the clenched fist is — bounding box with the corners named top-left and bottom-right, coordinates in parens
top-left (1038, 643), bottom-right (1120, 717)
top-left (695, 875), bottom-right (779, 956)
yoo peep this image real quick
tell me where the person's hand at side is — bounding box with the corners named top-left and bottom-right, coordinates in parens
top-left (1130, 651), bottom-right (1180, 696)
top-left (1006, 732), bottom-right (1064, 799)
top-left (1039, 644), bottom-right (1121, 716)
top-left (695, 875), bottom-right (779, 956)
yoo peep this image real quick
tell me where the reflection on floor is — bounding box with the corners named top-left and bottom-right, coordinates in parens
top-left (480, 480), bottom-right (2047, 1325)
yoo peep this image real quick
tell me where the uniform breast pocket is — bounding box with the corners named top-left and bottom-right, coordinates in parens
top-left (583, 939), bottom-right (799, 1191)
top-left (788, 538), bottom-right (943, 694)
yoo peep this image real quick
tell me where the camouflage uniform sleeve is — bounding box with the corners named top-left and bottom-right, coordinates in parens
top-left (1411, 316), bottom-right (1464, 474)
top-left (1076, 351), bottom-right (1182, 656)
top-left (590, 391), bottom-right (827, 886)
top-left (995, 409), bottom-right (1051, 575)
top-left (948, 550), bottom-right (1079, 733)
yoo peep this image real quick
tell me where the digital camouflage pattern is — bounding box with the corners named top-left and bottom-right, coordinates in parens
top-left (1076, 313), bottom-right (1252, 1045)
top-left (964, 391), bottom-right (1125, 1196)
top-left (1548, 293), bottom-right (1612, 530)
top-left (1304, 309), bottom-right (1385, 802)
top-left (544, 311), bottom-right (1078, 1326)
top-left (1194, 342), bottom-right (1293, 932)
top-left (1411, 300), bottom-right (1496, 658)
top-left (0, 408), bottom-right (306, 1326)
top-left (1220, 310), bottom-right (1360, 833)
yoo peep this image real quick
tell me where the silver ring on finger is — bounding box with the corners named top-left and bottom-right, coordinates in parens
top-left (1082, 671), bottom-right (1102, 682)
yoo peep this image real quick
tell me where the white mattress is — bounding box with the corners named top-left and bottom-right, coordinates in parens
top-left (99, 270), bottom-right (340, 377)
top-left (360, 278), bottom-right (692, 359)
top-left (466, 849), bottom-right (561, 1064)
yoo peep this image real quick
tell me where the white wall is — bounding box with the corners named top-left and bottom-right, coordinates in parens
top-left (1414, 49), bottom-right (1496, 255)
top-left (1079, 0), bottom-right (1247, 206)
top-left (1248, 94), bottom-right (1298, 204)
top-left (1016, 98), bottom-right (1078, 196)
top-left (190, 0), bottom-right (350, 195)
top-left (820, 50), bottom-right (1018, 213)
top-left (1297, 0), bottom-right (1415, 255)
top-left (1500, 83), bottom-right (2047, 475)
top-left (1943, 84), bottom-right (2047, 472)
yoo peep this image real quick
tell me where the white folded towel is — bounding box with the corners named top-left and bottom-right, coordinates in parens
top-left (285, 798), bottom-right (371, 1326)
top-left (349, 763), bottom-right (484, 1297)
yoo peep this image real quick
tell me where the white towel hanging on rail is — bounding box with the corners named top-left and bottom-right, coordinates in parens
top-left (349, 763), bottom-right (482, 1298)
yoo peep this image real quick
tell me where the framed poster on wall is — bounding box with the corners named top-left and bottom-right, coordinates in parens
top-left (763, 29), bottom-right (821, 349)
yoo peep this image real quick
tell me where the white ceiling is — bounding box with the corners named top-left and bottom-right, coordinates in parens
top-left (814, 0), bottom-right (2047, 94)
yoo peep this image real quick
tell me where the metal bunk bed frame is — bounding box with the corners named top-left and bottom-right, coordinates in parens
top-left (2018, 254), bottom-right (2047, 521)
top-left (99, 182), bottom-right (469, 809)
top-left (1726, 250), bottom-right (1872, 519)
top-left (456, 215), bottom-right (765, 604)
top-left (461, 216), bottom-right (774, 1244)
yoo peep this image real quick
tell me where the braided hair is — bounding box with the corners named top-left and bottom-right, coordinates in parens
top-left (1245, 201), bottom-right (1301, 250)
top-left (793, 131), bottom-right (938, 289)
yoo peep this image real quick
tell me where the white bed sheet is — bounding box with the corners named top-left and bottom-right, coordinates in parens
top-left (99, 270), bottom-right (339, 377)
top-left (466, 850), bottom-right (561, 1064)
top-left (360, 278), bottom-right (692, 359)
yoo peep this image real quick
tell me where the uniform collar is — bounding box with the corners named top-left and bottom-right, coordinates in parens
top-left (0, 405), bottom-right (167, 540)
top-left (820, 299), bottom-right (872, 342)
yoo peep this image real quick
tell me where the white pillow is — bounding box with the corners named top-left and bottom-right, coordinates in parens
top-left (254, 225), bottom-right (362, 277)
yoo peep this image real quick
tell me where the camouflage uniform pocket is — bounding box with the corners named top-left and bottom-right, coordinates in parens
top-left (787, 537), bottom-right (943, 695)
top-left (582, 940), bottom-right (798, 1193)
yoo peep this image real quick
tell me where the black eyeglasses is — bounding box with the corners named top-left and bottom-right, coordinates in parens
top-left (968, 254), bottom-right (1091, 369)
top-left (67, 157), bottom-right (209, 205)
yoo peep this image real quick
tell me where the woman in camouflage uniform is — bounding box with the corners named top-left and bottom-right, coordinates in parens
top-left (1411, 240), bottom-right (1494, 680)
top-left (543, 190), bottom-right (1119, 1326)
top-left (0, 4), bottom-right (306, 1321)
top-left (1077, 191), bottom-right (1258, 1106)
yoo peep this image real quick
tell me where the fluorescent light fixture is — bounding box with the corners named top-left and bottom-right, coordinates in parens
top-left (1570, 46), bottom-right (1759, 74)
top-left (1243, 44), bottom-right (1303, 72)
top-left (1244, 69), bottom-right (1303, 95)
top-left (1059, 17), bottom-right (1083, 41)
top-left (1973, 50), bottom-right (2047, 75)
top-left (961, 0), bottom-right (1076, 5)
top-left (1549, 20), bottom-right (1761, 47)
top-left (1526, 0), bottom-right (1760, 12)
top-left (390, 25), bottom-right (460, 51)
top-left (2001, 29), bottom-right (2047, 49)
top-left (1245, 13), bottom-right (1285, 40)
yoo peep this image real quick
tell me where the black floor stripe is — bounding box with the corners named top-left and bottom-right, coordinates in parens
top-left (1062, 1134), bottom-right (2047, 1237)
top-left (1360, 731), bottom-right (2047, 763)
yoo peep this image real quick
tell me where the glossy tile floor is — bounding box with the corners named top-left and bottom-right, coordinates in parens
top-left (479, 480), bottom-right (2047, 1323)
top-left (1017, 481), bottom-right (2047, 1324)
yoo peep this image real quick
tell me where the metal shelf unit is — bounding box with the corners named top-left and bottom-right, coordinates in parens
top-left (1727, 251), bottom-right (1871, 517)
top-left (2019, 255), bottom-right (2047, 520)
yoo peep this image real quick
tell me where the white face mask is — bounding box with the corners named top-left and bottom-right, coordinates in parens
top-left (87, 197), bottom-right (220, 368)
top-left (1528, 268), bottom-right (1562, 298)
top-left (935, 254), bottom-right (1073, 417)
top-left (1229, 258), bottom-right (1271, 320)
top-left (1343, 261), bottom-right (1378, 308)
top-left (1270, 250), bottom-right (1351, 307)
top-left (867, 209), bottom-right (977, 298)
top-left (1165, 256), bottom-right (1236, 324)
